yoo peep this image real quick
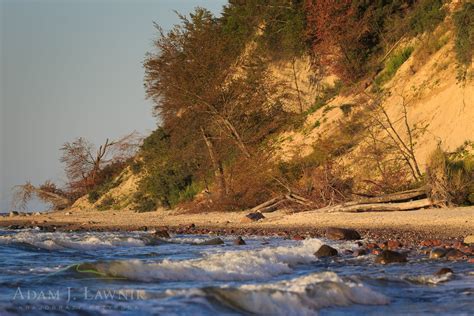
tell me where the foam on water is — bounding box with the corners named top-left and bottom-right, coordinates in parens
top-left (74, 238), bottom-right (324, 281)
top-left (0, 231), bottom-right (145, 251)
top-left (167, 272), bottom-right (390, 315)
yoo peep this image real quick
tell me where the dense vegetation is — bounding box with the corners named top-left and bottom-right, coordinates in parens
top-left (123, 0), bottom-right (474, 212)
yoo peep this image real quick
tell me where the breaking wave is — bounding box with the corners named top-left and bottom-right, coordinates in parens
top-left (172, 272), bottom-right (390, 315)
top-left (0, 231), bottom-right (145, 251)
top-left (72, 239), bottom-right (324, 281)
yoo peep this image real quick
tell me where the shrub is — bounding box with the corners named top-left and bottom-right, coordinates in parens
top-left (134, 196), bottom-right (157, 213)
top-left (426, 144), bottom-right (474, 206)
top-left (88, 191), bottom-right (100, 204)
top-left (408, 0), bottom-right (446, 36)
top-left (375, 46), bottom-right (414, 86)
top-left (453, 2), bottom-right (474, 82)
top-left (97, 196), bottom-right (115, 211)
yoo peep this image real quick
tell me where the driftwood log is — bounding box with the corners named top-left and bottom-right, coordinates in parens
top-left (249, 187), bottom-right (431, 213)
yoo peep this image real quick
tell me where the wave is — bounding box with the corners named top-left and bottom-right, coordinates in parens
top-left (71, 239), bottom-right (324, 282)
top-left (166, 272), bottom-right (390, 315)
top-left (0, 232), bottom-right (145, 251)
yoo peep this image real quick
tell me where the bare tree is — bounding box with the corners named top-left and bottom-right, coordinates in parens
top-left (60, 132), bottom-right (141, 194)
top-left (12, 181), bottom-right (70, 211)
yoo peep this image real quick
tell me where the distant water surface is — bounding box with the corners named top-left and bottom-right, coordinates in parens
top-left (0, 229), bottom-right (472, 315)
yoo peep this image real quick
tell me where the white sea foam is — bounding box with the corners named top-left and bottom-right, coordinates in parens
top-left (168, 272), bottom-right (390, 316)
top-left (212, 272), bottom-right (390, 315)
top-left (77, 239), bottom-right (324, 281)
top-left (0, 232), bottom-right (145, 250)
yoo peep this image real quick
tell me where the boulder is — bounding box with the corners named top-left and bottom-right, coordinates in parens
top-left (429, 248), bottom-right (447, 259)
top-left (241, 212), bottom-right (265, 223)
top-left (375, 250), bottom-right (408, 264)
top-left (195, 237), bottom-right (225, 246)
top-left (233, 236), bottom-right (246, 245)
top-left (9, 211), bottom-right (19, 217)
top-left (464, 235), bottom-right (474, 244)
top-left (435, 267), bottom-right (453, 276)
top-left (326, 227), bottom-right (361, 240)
top-left (445, 248), bottom-right (465, 260)
top-left (314, 244), bottom-right (338, 258)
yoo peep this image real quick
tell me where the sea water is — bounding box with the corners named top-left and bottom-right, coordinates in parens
top-left (0, 228), bottom-right (472, 315)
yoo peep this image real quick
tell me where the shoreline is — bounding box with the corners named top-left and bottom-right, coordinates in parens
top-left (1, 206), bottom-right (473, 246)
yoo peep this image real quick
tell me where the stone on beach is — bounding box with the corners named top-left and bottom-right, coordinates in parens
top-left (195, 237), bottom-right (225, 246)
top-left (435, 268), bottom-right (453, 276)
top-left (464, 235), bottom-right (474, 244)
top-left (375, 250), bottom-right (408, 264)
top-left (241, 212), bottom-right (265, 223)
top-left (326, 227), bottom-right (361, 240)
top-left (153, 230), bottom-right (171, 238)
top-left (233, 236), bottom-right (246, 245)
top-left (314, 244), bottom-right (338, 257)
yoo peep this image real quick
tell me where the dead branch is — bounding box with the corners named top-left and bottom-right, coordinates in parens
top-left (319, 198), bottom-right (432, 213)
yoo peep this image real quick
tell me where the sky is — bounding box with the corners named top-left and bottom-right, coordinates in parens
top-left (0, 0), bottom-right (227, 212)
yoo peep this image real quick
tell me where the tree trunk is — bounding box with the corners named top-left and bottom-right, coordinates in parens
top-left (201, 127), bottom-right (227, 199)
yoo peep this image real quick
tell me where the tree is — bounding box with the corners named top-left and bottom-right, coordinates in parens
top-left (60, 132), bottom-right (141, 195)
top-left (144, 8), bottom-right (291, 203)
top-left (12, 181), bottom-right (70, 210)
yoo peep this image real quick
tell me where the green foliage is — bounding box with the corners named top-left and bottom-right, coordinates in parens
top-left (133, 192), bottom-right (157, 213)
top-left (130, 161), bottom-right (143, 174)
top-left (135, 128), bottom-right (199, 209)
top-left (88, 191), bottom-right (100, 204)
top-left (453, 2), bottom-right (474, 82)
top-left (408, 0), bottom-right (446, 36)
top-left (375, 46), bottom-right (414, 86)
top-left (305, 81), bottom-right (343, 116)
top-left (339, 104), bottom-right (354, 116)
top-left (427, 142), bottom-right (474, 206)
top-left (222, 0), bottom-right (306, 59)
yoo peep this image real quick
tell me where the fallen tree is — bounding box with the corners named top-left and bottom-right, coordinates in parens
top-left (249, 187), bottom-right (432, 213)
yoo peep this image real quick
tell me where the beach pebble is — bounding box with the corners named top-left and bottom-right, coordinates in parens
top-left (464, 235), bottom-right (474, 244)
top-left (314, 245), bottom-right (338, 258)
top-left (375, 250), bottom-right (408, 264)
top-left (326, 227), bottom-right (361, 240)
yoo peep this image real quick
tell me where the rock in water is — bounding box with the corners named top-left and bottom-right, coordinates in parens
top-left (464, 235), bottom-right (474, 244)
top-left (153, 230), bottom-right (171, 238)
top-left (233, 236), bottom-right (246, 245)
top-left (195, 238), bottom-right (225, 246)
top-left (326, 227), bottom-right (361, 240)
top-left (375, 250), bottom-right (408, 264)
top-left (241, 212), bottom-right (265, 223)
top-left (435, 268), bottom-right (453, 276)
top-left (353, 248), bottom-right (367, 256)
top-left (314, 245), bottom-right (338, 257)
top-left (429, 248), bottom-right (447, 259)
top-left (445, 248), bottom-right (464, 260)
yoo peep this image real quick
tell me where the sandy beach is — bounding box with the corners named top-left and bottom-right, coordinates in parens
top-left (2, 206), bottom-right (473, 242)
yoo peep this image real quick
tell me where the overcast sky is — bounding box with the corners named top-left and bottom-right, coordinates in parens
top-left (0, 0), bottom-right (226, 212)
